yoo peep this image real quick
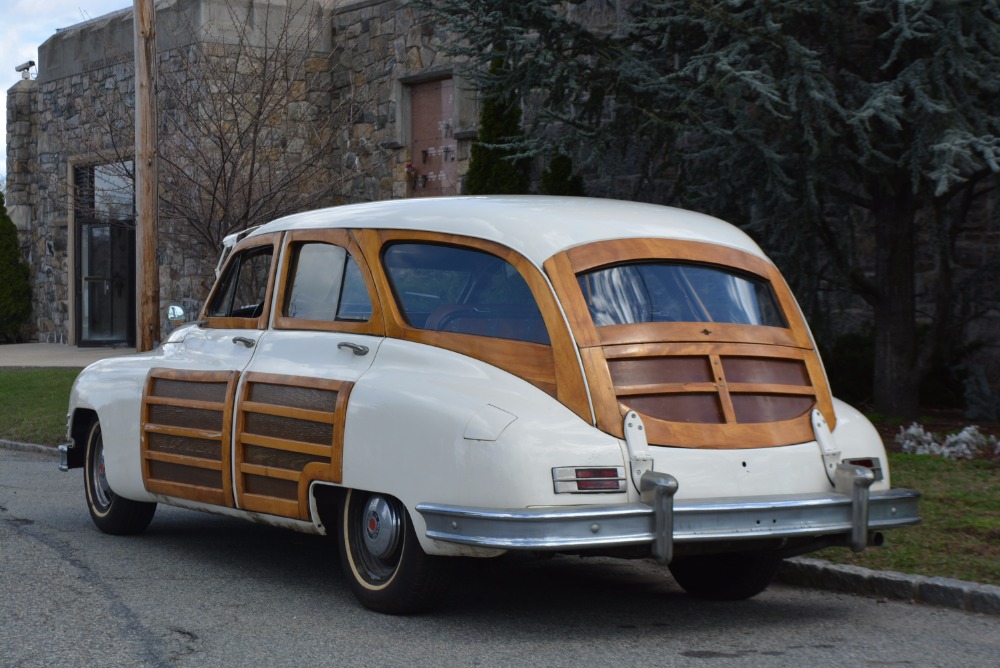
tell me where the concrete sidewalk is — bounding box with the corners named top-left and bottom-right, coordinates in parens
top-left (0, 343), bottom-right (137, 368)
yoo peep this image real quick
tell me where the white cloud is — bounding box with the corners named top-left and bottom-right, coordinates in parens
top-left (2, 0), bottom-right (132, 181)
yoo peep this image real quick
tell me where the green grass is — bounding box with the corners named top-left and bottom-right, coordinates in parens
top-left (0, 368), bottom-right (81, 445)
top-left (1, 368), bottom-right (997, 586)
top-left (818, 453), bottom-right (1000, 586)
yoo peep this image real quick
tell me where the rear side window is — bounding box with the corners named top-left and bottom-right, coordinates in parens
top-left (383, 243), bottom-right (549, 344)
top-left (206, 246), bottom-right (273, 319)
top-left (578, 262), bottom-right (786, 328)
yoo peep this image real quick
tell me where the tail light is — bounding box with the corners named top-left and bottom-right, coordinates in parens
top-left (843, 457), bottom-right (884, 481)
top-left (552, 466), bottom-right (626, 493)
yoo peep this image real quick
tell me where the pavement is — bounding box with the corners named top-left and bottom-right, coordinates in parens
top-left (2, 343), bottom-right (999, 616)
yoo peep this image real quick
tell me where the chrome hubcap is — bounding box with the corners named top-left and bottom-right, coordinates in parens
top-left (360, 495), bottom-right (401, 560)
top-left (91, 435), bottom-right (113, 509)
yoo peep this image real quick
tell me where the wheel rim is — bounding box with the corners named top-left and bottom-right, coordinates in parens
top-left (89, 430), bottom-right (113, 511)
top-left (350, 492), bottom-right (404, 583)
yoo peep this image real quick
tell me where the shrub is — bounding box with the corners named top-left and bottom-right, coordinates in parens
top-left (0, 192), bottom-right (32, 342)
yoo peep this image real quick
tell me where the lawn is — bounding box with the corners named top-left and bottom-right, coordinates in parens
top-left (818, 453), bottom-right (1000, 586)
top-left (1, 367), bottom-right (997, 586)
top-left (0, 367), bottom-right (81, 445)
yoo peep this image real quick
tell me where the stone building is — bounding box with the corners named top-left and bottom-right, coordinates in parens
top-left (5, 0), bottom-right (479, 347)
top-left (5, 0), bottom-right (999, 409)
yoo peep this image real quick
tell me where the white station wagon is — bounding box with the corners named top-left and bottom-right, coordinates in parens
top-left (60, 196), bottom-right (920, 613)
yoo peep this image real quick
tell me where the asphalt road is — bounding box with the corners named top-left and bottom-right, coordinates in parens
top-left (2, 448), bottom-right (998, 668)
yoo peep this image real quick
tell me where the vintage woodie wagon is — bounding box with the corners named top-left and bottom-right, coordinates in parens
top-left (60, 196), bottom-right (920, 613)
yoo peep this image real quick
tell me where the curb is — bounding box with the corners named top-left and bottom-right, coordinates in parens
top-left (2, 440), bottom-right (998, 616)
top-left (777, 557), bottom-right (1000, 616)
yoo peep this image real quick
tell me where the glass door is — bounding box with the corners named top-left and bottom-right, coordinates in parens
top-left (80, 222), bottom-right (135, 346)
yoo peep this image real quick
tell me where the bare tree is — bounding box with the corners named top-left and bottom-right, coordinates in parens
top-left (71, 0), bottom-right (388, 260)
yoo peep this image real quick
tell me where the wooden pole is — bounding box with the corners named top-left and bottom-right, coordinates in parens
top-left (134, 0), bottom-right (159, 351)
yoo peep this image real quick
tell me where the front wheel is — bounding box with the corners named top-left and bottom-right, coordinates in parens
top-left (83, 420), bottom-right (156, 535)
top-left (338, 489), bottom-right (445, 614)
top-left (668, 552), bottom-right (781, 601)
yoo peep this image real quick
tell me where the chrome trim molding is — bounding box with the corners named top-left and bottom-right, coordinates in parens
top-left (58, 443), bottom-right (73, 472)
top-left (417, 473), bottom-right (920, 560)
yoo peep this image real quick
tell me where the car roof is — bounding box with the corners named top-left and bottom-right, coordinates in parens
top-left (248, 196), bottom-right (770, 266)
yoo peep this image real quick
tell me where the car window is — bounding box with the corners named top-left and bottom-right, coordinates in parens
top-left (577, 262), bottom-right (787, 327)
top-left (383, 243), bottom-right (550, 344)
top-left (283, 243), bottom-right (372, 322)
top-left (206, 245), bottom-right (273, 318)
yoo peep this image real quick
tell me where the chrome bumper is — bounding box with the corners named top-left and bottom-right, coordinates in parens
top-left (416, 465), bottom-right (920, 564)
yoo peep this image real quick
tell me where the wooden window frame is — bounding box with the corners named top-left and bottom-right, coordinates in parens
top-left (200, 233), bottom-right (282, 331)
top-left (272, 229), bottom-right (385, 336)
top-left (355, 229), bottom-right (591, 422)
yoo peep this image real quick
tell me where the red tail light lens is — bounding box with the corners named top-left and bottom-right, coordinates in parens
top-left (552, 466), bottom-right (626, 493)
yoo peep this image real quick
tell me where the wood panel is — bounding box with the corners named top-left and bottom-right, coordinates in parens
top-left (140, 368), bottom-right (240, 506)
top-left (545, 238), bottom-right (839, 448)
top-left (234, 373), bottom-right (353, 520)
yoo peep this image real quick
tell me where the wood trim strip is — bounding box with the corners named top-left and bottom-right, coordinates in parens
top-left (710, 354), bottom-right (738, 424)
top-left (240, 495), bottom-right (298, 517)
top-left (614, 382), bottom-right (719, 396)
top-left (143, 450), bottom-right (224, 470)
top-left (142, 424), bottom-right (223, 441)
top-left (638, 411), bottom-right (817, 449)
top-left (239, 432), bottom-right (333, 458)
top-left (596, 322), bottom-right (800, 348)
top-left (726, 383), bottom-right (818, 397)
top-left (143, 396), bottom-right (226, 411)
top-left (144, 481), bottom-right (226, 506)
top-left (240, 463), bottom-right (302, 481)
top-left (563, 238), bottom-right (778, 277)
top-left (601, 342), bottom-right (809, 360)
top-left (240, 400), bottom-right (337, 425)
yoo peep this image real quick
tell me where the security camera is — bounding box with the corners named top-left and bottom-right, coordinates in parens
top-left (15, 60), bottom-right (35, 79)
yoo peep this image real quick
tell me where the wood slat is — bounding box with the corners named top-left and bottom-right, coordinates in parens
top-left (239, 463), bottom-right (302, 482)
top-left (144, 395), bottom-right (226, 412)
top-left (240, 400), bottom-right (336, 425)
top-left (726, 383), bottom-right (818, 397)
top-left (614, 382), bottom-right (719, 396)
top-left (143, 423), bottom-right (223, 441)
top-left (143, 450), bottom-right (224, 471)
top-left (239, 432), bottom-right (333, 458)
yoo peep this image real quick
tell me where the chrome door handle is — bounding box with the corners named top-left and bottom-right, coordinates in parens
top-left (232, 336), bottom-right (256, 348)
top-left (337, 341), bottom-right (369, 356)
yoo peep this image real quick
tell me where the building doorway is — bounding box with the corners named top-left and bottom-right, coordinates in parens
top-left (409, 78), bottom-right (458, 197)
top-left (75, 164), bottom-right (136, 347)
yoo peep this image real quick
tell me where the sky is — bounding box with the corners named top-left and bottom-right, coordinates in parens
top-left (1, 0), bottom-right (132, 182)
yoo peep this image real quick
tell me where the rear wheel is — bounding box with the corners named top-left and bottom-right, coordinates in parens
top-left (83, 420), bottom-right (156, 535)
top-left (669, 552), bottom-right (781, 601)
top-left (338, 489), bottom-right (444, 614)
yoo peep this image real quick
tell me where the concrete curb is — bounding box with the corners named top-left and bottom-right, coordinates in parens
top-left (778, 557), bottom-right (1000, 616)
top-left (3, 440), bottom-right (998, 616)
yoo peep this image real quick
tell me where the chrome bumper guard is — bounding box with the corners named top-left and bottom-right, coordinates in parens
top-left (416, 465), bottom-right (920, 564)
top-left (58, 442), bottom-right (73, 472)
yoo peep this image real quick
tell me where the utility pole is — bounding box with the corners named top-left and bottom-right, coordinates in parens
top-left (134, 0), bottom-right (159, 351)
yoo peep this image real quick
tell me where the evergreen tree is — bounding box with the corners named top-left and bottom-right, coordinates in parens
top-left (464, 62), bottom-right (531, 195)
top-left (540, 154), bottom-right (585, 196)
top-left (423, 0), bottom-right (1000, 419)
top-left (0, 192), bottom-right (32, 343)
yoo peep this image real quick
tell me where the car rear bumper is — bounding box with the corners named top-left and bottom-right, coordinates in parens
top-left (416, 465), bottom-right (920, 563)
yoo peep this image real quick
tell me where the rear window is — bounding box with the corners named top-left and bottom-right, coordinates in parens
top-left (577, 262), bottom-right (786, 328)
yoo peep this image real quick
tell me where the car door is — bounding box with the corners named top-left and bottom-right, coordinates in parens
top-left (139, 233), bottom-right (280, 509)
top-left (232, 228), bottom-right (385, 520)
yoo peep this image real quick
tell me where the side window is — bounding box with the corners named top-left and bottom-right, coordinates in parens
top-left (206, 246), bottom-right (273, 318)
top-left (383, 243), bottom-right (549, 345)
top-left (283, 243), bottom-right (373, 322)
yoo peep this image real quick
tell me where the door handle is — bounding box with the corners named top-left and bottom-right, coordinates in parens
top-left (232, 336), bottom-right (256, 348)
top-left (337, 341), bottom-right (369, 356)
